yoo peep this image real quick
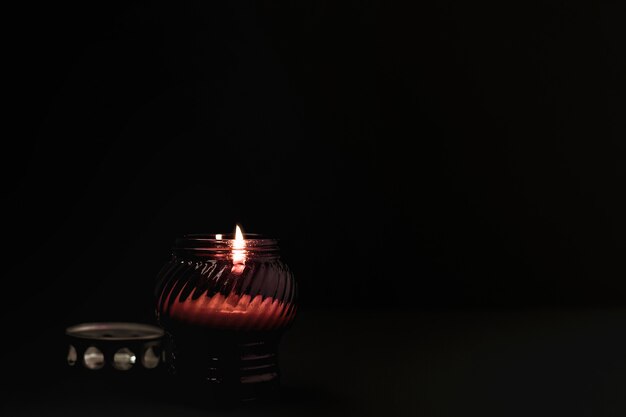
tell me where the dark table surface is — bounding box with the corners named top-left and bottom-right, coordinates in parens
top-left (3, 309), bottom-right (626, 416)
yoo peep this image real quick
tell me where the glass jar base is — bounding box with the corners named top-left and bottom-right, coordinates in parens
top-left (164, 329), bottom-right (282, 401)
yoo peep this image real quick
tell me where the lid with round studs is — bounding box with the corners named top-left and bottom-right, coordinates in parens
top-left (65, 322), bottom-right (165, 373)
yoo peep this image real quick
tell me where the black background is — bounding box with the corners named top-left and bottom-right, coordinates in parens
top-left (2, 1), bottom-right (625, 415)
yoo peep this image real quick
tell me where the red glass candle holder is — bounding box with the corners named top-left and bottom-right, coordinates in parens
top-left (154, 234), bottom-right (297, 400)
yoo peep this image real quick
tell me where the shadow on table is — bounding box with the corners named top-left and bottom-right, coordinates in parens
top-left (152, 381), bottom-right (354, 416)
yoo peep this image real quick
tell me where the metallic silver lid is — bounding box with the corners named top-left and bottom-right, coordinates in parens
top-left (66, 322), bottom-right (164, 341)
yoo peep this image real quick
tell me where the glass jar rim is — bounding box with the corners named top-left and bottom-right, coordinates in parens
top-left (173, 234), bottom-right (280, 257)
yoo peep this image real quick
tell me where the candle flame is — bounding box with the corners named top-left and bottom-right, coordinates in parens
top-left (235, 225), bottom-right (244, 244)
top-left (232, 224), bottom-right (246, 271)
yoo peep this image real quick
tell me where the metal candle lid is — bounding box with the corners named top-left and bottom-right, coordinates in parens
top-left (66, 322), bottom-right (165, 372)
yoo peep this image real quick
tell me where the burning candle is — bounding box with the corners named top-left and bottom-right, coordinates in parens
top-left (231, 225), bottom-right (246, 274)
top-left (154, 225), bottom-right (297, 400)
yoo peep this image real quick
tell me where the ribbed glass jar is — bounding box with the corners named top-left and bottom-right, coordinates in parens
top-left (154, 234), bottom-right (297, 400)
